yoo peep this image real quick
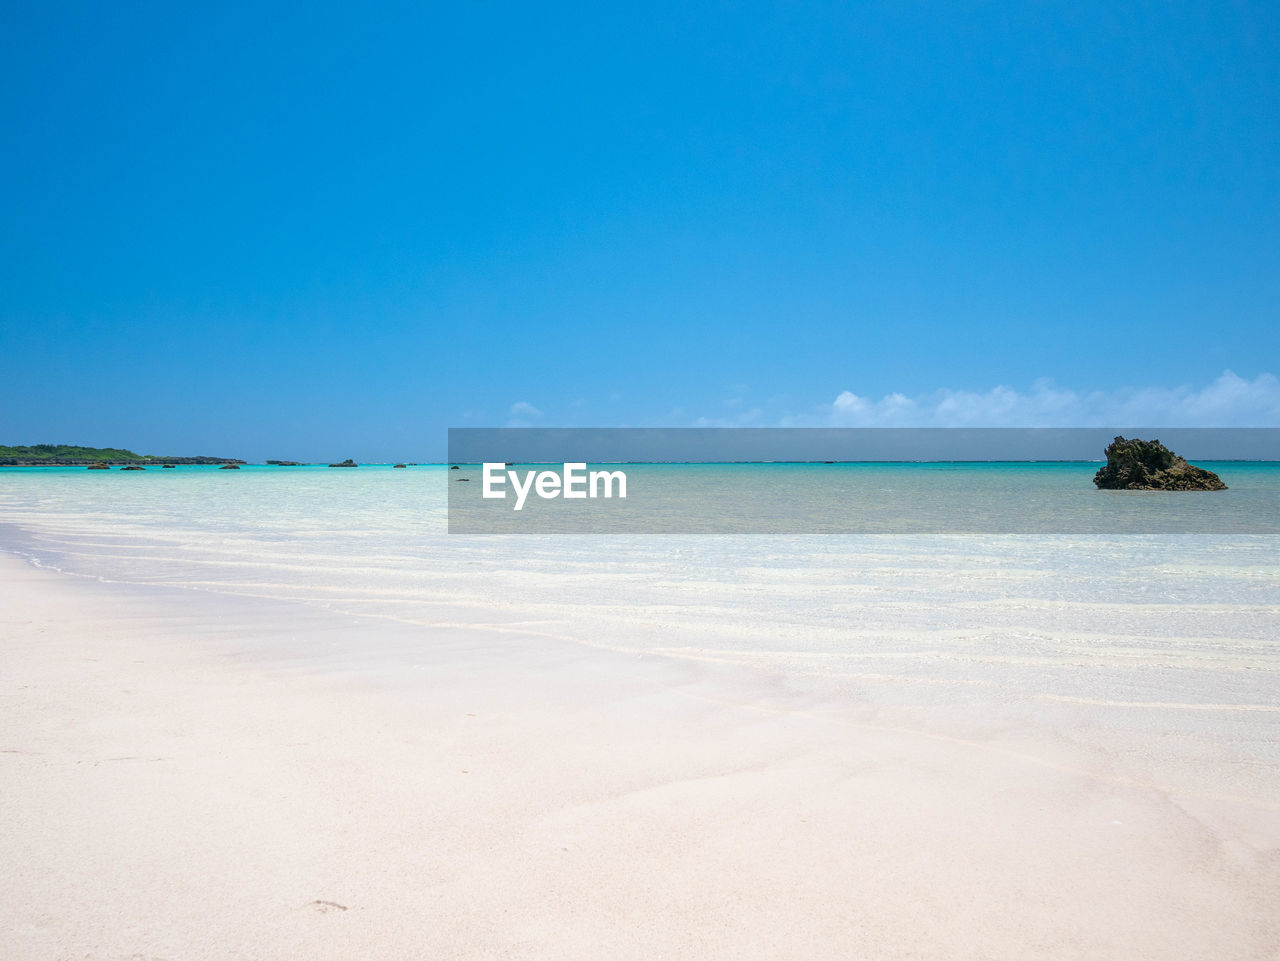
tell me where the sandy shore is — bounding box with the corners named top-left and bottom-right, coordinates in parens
top-left (2, 550), bottom-right (1278, 960)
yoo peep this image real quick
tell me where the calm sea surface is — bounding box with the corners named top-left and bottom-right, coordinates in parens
top-left (1, 462), bottom-right (1278, 713)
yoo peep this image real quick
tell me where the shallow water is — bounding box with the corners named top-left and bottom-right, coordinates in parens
top-left (0, 463), bottom-right (1275, 704)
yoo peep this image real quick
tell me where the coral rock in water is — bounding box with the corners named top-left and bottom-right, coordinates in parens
top-left (1093, 436), bottom-right (1226, 491)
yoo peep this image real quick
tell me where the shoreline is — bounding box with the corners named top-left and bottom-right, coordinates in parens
top-left (3, 548), bottom-right (1279, 958)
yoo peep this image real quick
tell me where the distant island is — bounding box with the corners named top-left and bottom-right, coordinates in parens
top-left (0, 444), bottom-right (245, 466)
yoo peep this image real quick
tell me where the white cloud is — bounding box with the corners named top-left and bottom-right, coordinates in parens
top-left (786, 371), bottom-right (1280, 427)
top-left (507, 400), bottom-right (543, 427)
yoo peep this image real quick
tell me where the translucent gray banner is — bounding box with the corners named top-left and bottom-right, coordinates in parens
top-left (447, 428), bottom-right (1280, 535)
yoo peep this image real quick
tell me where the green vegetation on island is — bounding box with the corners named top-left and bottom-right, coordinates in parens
top-left (0, 444), bottom-right (245, 466)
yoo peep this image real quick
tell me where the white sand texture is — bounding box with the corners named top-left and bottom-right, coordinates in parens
top-left (3, 551), bottom-right (1279, 960)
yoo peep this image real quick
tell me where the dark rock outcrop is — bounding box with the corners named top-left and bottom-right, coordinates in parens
top-left (87, 463), bottom-right (111, 470)
top-left (329, 459), bottom-right (357, 468)
top-left (219, 464), bottom-right (240, 470)
top-left (266, 460), bottom-right (303, 466)
top-left (1093, 436), bottom-right (1227, 491)
top-left (393, 463), bottom-right (407, 468)
top-left (121, 465), bottom-right (146, 470)
top-left (162, 464), bottom-right (176, 468)
top-left (450, 465), bottom-right (460, 470)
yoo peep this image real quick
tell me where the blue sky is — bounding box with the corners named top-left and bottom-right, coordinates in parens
top-left (2, 2), bottom-right (1278, 460)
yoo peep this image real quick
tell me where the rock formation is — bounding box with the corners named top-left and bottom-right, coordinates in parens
top-left (1093, 436), bottom-right (1227, 491)
top-left (219, 464), bottom-right (240, 470)
top-left (329, 459), bottom-right (358, 468)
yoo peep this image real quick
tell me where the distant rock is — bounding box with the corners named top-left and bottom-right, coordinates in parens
top-left (121, 465), bottom-right (146, 471)
top-left (266, 460), bottom-right (303, 466)
top-left (1093, 436), bottom-right (1227, 491)
top-left (162, 464), bottom-right (176, 468)
top-left (450, 465), bottom-right (460, 470)
top-left (329, 459), bottom-right (357, 468)
top-left (219, 464), bottom-right (240, 470)
top-left (393, 463), bottom-right (407, 468)
top-left (87, 463), bottom-right (111, 470)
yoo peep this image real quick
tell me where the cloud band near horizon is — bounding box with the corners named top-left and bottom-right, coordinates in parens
top-left (750, 371), bottom-right (1280, 428)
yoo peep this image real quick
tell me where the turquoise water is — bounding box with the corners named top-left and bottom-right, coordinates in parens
top-left (5, 461), bottom-right (1280, 538)
top-left (449, 461), bottom-right (1280, 533)
top-left (1, 463), bottom-right (1277, 708)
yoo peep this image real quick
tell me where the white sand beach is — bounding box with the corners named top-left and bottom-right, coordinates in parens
top-left (4, 542), bottom-right (1279, 960)
top-left (7, 0), bottom-right (1279, 953)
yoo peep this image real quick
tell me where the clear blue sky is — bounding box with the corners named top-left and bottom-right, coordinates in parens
top-left (2, 2), bottom-right (1278, 460)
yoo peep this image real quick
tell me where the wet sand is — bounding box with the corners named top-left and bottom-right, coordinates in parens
top-left (2, 551), bottom-right (1278, 960)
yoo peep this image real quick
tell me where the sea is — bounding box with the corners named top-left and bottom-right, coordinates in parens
top-left (0, 462), bottom-right (1276, 702)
